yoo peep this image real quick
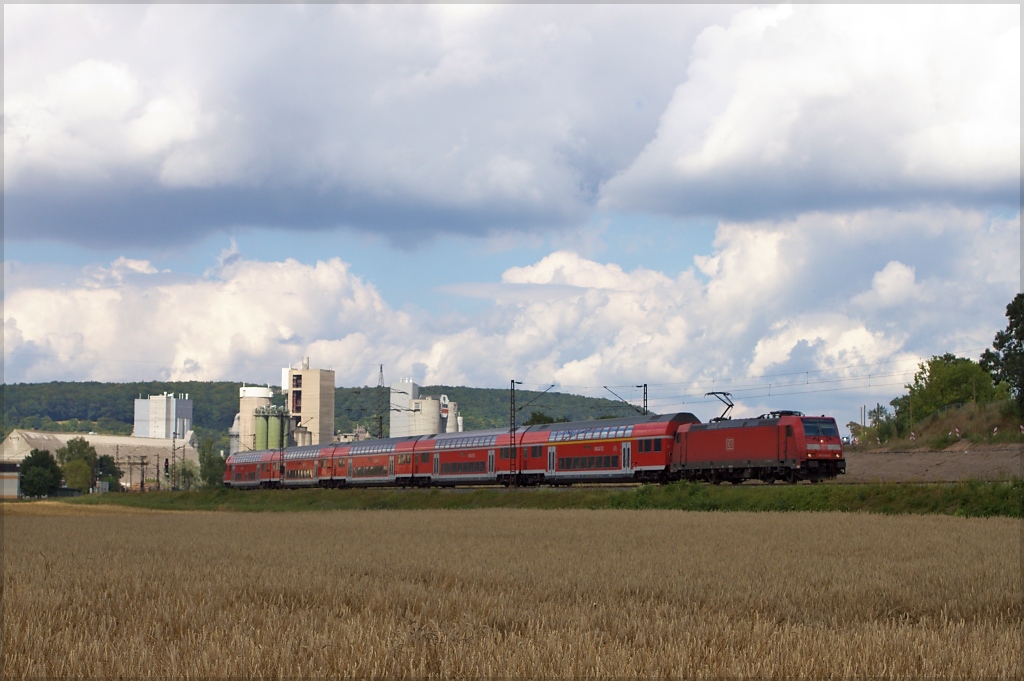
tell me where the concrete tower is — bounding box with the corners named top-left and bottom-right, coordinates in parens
top-left (282, 358), bottom-right (336, 445)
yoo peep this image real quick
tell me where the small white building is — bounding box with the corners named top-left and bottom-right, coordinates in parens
top-left (134, 393), bottom-right (193, 439)
top-left (1, 462), bottom-right (20, 499)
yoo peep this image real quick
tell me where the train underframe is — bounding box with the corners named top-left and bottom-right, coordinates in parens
top-left (673, 459), bottom-right (846, 485)
top-left (243, 459), bottom-right (845, 490)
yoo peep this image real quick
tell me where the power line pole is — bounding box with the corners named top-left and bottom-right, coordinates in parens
top-left (510, 380), bottom-right (521, 487)
top-left (171, 433), bottom-right (176, 491)
top-left (376, 365), bottom-right (385, 439)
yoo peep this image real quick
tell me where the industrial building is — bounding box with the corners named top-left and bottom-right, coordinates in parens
top-left (133, 392), bottom-right (193, 439)
top-left (281, 358), bottom-right (335, 446)
top-left (390, 379), bottom-right (463, 437)
top-left (1, 461), bottom-right (19, 499)
top-left (1, 429), bottom-right (200, 490)
top-left (229, 358), bottom-right (336, 454)
top-left (231, 385), bottom-right (274, 454)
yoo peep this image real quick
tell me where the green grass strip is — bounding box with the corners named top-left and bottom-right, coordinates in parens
top-left (56, 479), bottom-right (1024, 517)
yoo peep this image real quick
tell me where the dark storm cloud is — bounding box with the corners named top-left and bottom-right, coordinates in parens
top-left (4, 5), bottom-right (1018, 250)
top-left (601, 170), bottom-right (1022, 224)
top-left (3, 184), bottom-right (587, 250)
top-left (4, 4), bottom-right (727, 249)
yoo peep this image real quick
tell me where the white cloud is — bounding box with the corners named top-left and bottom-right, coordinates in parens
top-left (850, 261), bottom-right (919, 309)
top-left (600, 4), bottom-right (1020, 216)
top-left (3, 257), bottom-right (408, 384)
top-left (3, 207), bottom-right (1017, 429)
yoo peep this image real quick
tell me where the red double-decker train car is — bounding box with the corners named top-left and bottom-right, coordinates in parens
top-left (224, 410), bottom-right (845, 489)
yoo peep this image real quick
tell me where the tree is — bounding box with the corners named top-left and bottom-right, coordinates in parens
top-left (981, 292), bottom-right (1024, 414)
top-left (172, 460), bottom-right (200, 491)
top-left (198, 437), bottom-right (226, 487)
top-left (56, 437), bottom-right (99, 492)
top-left (890, 354), bottom-right (1005, 432)
top-left (521, 411), bottom-right (570, 426)
top-left (20, 448), bottom-right (62, 497)
top-left (56, 436), bottom-right (97, 469)
top-left (96, 454), bottom-right (123, 491)
top-left (63, 459), bottom-right (93, 492)
top-left (867, 404), bottom-right (890, 427)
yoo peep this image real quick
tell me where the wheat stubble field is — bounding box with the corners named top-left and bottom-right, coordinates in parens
top-left (3, 505), bottom-right (1021, 679)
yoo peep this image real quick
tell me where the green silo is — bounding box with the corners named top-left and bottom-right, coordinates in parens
top-left (255, 414), bottom-right (269, 450)
top-left (268, 413), bottom-right (283, 450)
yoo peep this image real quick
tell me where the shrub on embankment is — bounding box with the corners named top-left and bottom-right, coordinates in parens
top-left (57, 479), bottom-right (1024, 517)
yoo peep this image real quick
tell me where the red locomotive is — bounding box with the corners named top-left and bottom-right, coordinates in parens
top-left (224, 406), bottom-right (845, 488)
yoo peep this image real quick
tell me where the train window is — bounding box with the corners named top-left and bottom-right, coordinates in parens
top-left (654, 440), bottom-right (662, 452)
top-left (612, 455), bottom-right (619, 468)
top-left (603, 456), bottom-right (611, 468)
top-left (421, 452), bottom-right (430, 463)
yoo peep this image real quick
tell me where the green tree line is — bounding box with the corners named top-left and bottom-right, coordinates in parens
top-left (4, 381), bottom-right (642, 443)
top-left (855, 293), bottom-right (1023, 444)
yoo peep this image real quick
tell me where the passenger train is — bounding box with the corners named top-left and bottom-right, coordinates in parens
top-left (224, 410), bottom-right (846, 488)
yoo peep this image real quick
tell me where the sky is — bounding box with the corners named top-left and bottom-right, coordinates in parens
top-left (3, 4), bottom-right (1020, 433)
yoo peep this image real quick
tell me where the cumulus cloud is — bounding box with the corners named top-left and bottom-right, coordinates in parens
top-left (600, 4), bottom-right (1020, 218)
top-left (3, 257), bottom-right (411, 384)
top-left (2, 209), bottom-right (1016, 423)
top-left (850, 261), bottom-right (919, 309)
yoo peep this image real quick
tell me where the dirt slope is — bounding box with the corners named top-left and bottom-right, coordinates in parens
top-left (841, 444), bottom-right (1021, 483)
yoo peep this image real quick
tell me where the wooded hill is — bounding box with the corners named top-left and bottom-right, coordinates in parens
top-left (2, 381), bottom-right (643, 440)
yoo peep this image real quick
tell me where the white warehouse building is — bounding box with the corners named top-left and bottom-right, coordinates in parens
top-left (133, 393), bottom-right (193, 440)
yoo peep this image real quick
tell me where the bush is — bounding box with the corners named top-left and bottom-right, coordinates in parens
top-left (19, 449), bottom-right (62, 497)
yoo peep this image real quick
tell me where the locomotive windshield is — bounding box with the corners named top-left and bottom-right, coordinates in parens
top-left (801, 418), bottom-right (839, 437)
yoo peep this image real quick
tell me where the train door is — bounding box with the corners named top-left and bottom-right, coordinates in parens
top-left (548, 446), bottom-right (556, 473)
top-left (488, 450), bottom-right (495, 474)
top-left (622, 442), bottom-right (632, 471)
top-left (433, 452), bottom-right (439, 476)
top-left (389, 455), bottom-right (395, 478)
top-left (781, 424), bottom-right (795, 464)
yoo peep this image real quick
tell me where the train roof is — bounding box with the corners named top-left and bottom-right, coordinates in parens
top-left (688, 412), bottom-right (831, 431)
top-left (525, 412), bottom-right (700, 433)
top-left (227, 412), bottom-right (704, 463)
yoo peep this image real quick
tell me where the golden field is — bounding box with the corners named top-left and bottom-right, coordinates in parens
top-left (3, 505), bottom-right (1021, 679)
